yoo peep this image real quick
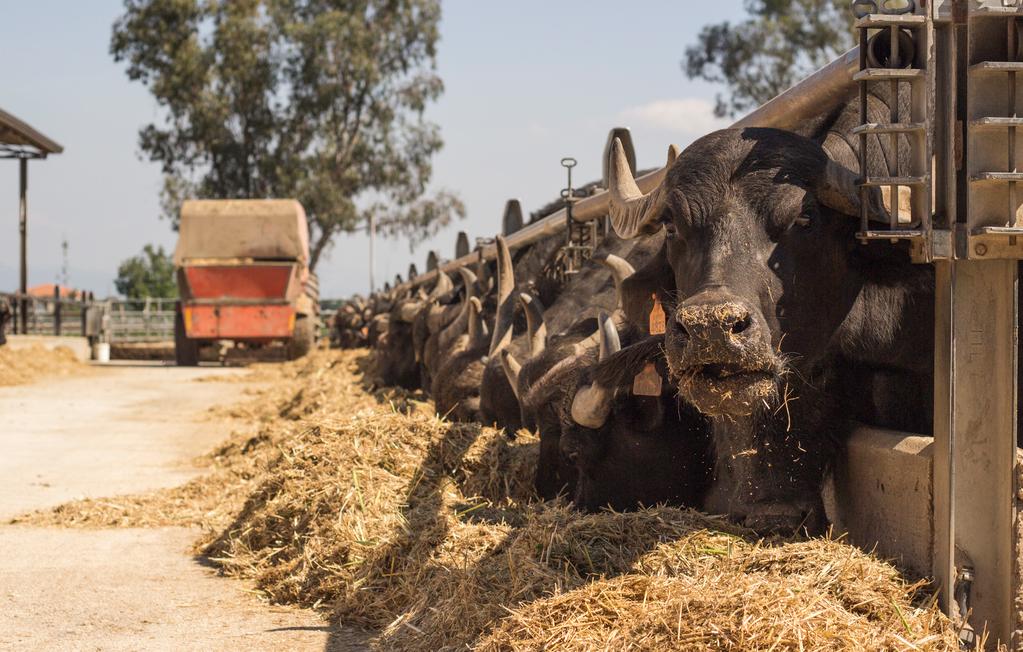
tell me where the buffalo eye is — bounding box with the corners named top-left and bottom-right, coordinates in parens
top-left (794, 204), bottom-right (818, 229)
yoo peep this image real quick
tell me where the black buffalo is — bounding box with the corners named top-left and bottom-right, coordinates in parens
top-left (606, 100), bottom-right (933, 533)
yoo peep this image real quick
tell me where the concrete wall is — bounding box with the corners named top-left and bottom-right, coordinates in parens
top-left (3, 335), bottom-right (91, 362)
top-left (824, 426), bottom-right (934, 578)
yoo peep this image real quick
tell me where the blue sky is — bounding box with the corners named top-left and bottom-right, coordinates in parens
top-left (1, 1), bottom-right (746, 298)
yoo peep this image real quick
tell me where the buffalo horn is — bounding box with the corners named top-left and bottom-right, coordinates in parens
top-left (593, 253), bottom-right (635, 310)
top-left (468, 296), bottom-right (488, 349)
top-left (489, 235), bottom-right (515, 355)
top-left (396, 300), bottom-right (421, 323)
top-left (500, 350), bottom-right (522, 401)
top-left (608, 138), bottom-right (681, 239)
top-left (457, 265), bottom-right (479, 296)
top-left (427, 270), bottom-right (454, 301)
top-left (518, 292), bottom-right (547, 357)
top-left (570, 313), bottom-right (621, 429)
top-left (597, 311), bottom-right (621, 361)
top-left (816, 158), bottom-right (890, 222)
top-left (437, 267), bottom-right (480, 350)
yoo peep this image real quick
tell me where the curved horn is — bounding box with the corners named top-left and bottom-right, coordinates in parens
top-left (502, 199), bottom-right (524, 236)
top-left (489, 235), bottom-right (515, 355)
top-left (427, 270), bottom-right (453, 301)
top-left (456, 266), bottom-right (479, 296)
top-left (608, 139), bottom-right (681, 239)
top-left (593, 253), bottom-right (635, 310)
top-left (468, 296), bottom-right (489, 349)
top-left (455, 231), bottom-right (470, 258)
top-left (597, 311), bottom-right (621, 361)
top-left (437, 266), bottom-right (481, 350)
top-left (426, 303), bottom-right (448, 333)
top-left (571, 383), bottom-right (613, 429)
top-left (570, 314), bottom-right (620, 429)
top-left (518, 292), bottom-right (547, 357)
top-left (396, 300), bottom-right (421, 323)
top-left (500, 350), bottom-right (522, 401)
top-left (816, 158), bottom-right (891, 222)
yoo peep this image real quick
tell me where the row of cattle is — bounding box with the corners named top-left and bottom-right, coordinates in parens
top-left (0, 297), bottom-right (10, 346)
top-left (331, 86), bottom-right (943, 536)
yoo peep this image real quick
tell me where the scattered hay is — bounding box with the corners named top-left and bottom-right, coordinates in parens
top-left (26, 348), bottom-right (958, 650)
top-left (477, 527), bottom-right (952, 651)
top-left (0, 344), bottom-right (85, 386)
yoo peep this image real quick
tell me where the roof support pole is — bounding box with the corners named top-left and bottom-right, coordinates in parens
top-left (18, 157), bottom-right (27, 335)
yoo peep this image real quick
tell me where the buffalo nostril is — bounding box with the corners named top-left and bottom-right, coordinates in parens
top-left (730, 314), bottom-right (753, 335)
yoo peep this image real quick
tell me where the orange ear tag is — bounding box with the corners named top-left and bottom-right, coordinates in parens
top-left (648, 293), bottom-right (666, 335)
top-left (633, 362), bottom-right (663, 396)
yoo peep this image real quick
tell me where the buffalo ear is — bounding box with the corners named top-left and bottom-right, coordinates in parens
top-left (620, 238), bottom-right (675, 334)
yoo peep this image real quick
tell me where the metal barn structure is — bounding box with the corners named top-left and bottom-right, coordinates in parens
top-left (0, 107), bottom-right (63, 334)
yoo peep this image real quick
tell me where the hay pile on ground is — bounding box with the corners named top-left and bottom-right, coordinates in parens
top-left (0, 344), bottom-right (85, 386)
top-left (23, 349), bottom-right (958, 650)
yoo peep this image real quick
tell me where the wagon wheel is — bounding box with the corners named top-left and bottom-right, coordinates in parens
top-left (286, 315), bottom-right (315, 360)
top-left (173, 306), bottom-right (199, 367)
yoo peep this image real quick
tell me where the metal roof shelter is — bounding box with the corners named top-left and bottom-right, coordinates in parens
top-left (0, 108), bottom-right (63, 333)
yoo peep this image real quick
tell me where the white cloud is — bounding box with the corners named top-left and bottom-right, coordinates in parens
top-left (618, 98), bottom-right (729, 136)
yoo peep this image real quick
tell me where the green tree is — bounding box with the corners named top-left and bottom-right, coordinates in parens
top-left (111, 0), bottom-right (464, 269)
top-left (115, 244), bottom-right (178, 299)
top-left (685, 0), bottom-right (855, 118)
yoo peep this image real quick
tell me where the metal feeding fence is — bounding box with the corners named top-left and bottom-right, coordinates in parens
top-left (373, 2), bottom-right (1023, 647)
top-left (1, 290), bottom-right (93, 337)
top-left (2, 292), bottom-right (337, 345)
top-left (104, 298), bottom-right (176, 343)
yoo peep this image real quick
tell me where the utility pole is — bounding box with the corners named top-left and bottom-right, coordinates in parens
top-left (18, 158), bottom-right (27, 334)
top-left (368, 212), bottom-right (376, 293)
top-left (60, 237), bottom-right (69, 289)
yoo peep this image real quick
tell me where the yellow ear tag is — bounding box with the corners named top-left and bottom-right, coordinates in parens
top-left (648, 293), bottom-right (666, 335)
top-left (632, 362), bottom-right (663, 396)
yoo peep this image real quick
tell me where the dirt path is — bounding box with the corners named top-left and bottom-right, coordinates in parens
top-left (0, 362), bottom-right (369, 651)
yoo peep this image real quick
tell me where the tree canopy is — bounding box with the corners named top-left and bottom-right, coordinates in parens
top-left (112, 0), bottom-right (463, 269)
top-left (115, 244), bottom-right (177, 299)
top-left (684, 0), bottom-right (855, 118)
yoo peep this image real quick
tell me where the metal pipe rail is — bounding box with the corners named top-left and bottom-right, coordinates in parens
top-left (392, 46), bottom-right (862, 295)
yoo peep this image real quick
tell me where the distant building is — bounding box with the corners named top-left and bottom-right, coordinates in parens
top-left (27, 284), bottom-right (84, 300)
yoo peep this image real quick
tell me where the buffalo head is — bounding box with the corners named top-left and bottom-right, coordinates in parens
top-left (607, 128), bottom-right (889, 418)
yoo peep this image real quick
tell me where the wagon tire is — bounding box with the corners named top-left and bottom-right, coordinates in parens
top-left (174, 307), bottom-right (200, 367)
top-left (287, 315), bottom-right (315, 360)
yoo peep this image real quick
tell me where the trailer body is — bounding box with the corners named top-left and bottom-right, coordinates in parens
top-left (173, 199), bottom-right (317, 363)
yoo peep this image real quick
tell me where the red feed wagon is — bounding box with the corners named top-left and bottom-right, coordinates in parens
top-left (172, 199), bottom-right (318, 365)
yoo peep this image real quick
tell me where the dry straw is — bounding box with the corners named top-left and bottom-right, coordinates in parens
top-left (21, 349), bottom-right (958, 651)
top-left (0, 344), bottom-right (85, 386)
